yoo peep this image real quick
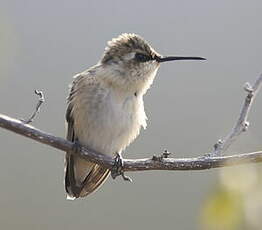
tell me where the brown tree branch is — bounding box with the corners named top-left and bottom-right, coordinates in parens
top-left (0, 74), bottom-right (262, 172)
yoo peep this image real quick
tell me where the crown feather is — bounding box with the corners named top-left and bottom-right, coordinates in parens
top-left (102, 33), bottom-right (156, 64)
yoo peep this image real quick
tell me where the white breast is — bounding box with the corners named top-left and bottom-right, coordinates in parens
top-left (74, 87), bottom-right (147, 156)
top-left (105, 90), bottom-right (147, 154)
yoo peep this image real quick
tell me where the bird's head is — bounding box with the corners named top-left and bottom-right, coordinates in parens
top-left (100, 33), bottom-right (205, 94)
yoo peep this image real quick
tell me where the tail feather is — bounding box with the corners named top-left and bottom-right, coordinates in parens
top-left (79, 164), bottom-right (110, 197)
top-left (65, 154), bottom-right (110, 199)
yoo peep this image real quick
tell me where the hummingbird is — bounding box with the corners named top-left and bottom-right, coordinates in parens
top-left (65, 33), bottom-right (205, 199)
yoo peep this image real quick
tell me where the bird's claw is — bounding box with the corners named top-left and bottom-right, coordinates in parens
top-left (111, 153), bottom-right (132, 182)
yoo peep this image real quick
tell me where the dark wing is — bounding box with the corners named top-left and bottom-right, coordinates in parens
top-left (64, 81), bottom-right (81, 198)
top-left (64, 73), bottom-right (110, 199)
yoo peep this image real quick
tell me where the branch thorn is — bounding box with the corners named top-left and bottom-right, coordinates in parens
top-left (162, 149), bottom-right (172, 158)
top-left (243, 121), bottom-right (250, 131)
top-left (214, 139), bottom-right (223, 150)
top-left (244, 82), bottom-right (253, 93)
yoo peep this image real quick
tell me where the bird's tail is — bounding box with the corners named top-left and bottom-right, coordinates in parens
top-left (65, 154), bottom-right (110, 199)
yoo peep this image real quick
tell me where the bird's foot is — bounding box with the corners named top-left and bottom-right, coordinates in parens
top-left (111, 153), bottom-right (132, 182)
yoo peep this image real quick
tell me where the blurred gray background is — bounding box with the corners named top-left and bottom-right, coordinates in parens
top-left (0, 0), bottom-right (262, 229)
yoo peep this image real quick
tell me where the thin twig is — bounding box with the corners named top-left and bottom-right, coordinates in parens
top-left (0, 114), bottom-right (113, 169)
top-left (211, 74), bottom-right (262, 156)
top-left (0, 74), bottom-right (262, 173)
top-left (0, 114), bottom-right (262, 171)
top-left (21, 90), bottom-right (45, 124)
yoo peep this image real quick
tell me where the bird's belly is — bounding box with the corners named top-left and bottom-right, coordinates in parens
top-left (75, 93), bottom-right (146, 155)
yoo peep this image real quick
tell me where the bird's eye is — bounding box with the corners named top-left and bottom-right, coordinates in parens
top-left (134, 53), bottom-right (151, 62)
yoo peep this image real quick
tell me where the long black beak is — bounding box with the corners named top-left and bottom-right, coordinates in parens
top-left (155, 56), bottom-right (206, 63)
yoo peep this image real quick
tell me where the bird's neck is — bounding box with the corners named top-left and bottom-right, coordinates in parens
top-left (97, 63), bottom-right (158, 97)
